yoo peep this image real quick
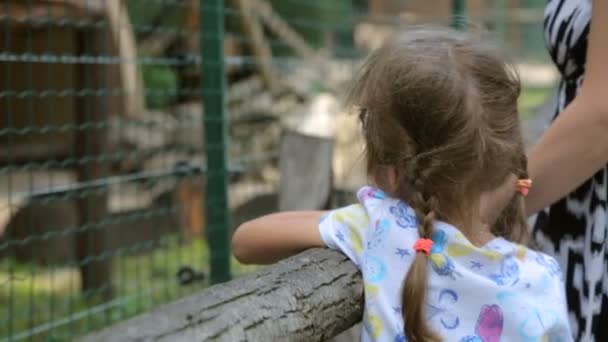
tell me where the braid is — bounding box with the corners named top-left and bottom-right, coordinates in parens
top-left (345, 26), bottom-right (526, 342)
top-left (399, 157), bottom-right (442, 342)
top-left (492, 149), bottom-right (532, 246)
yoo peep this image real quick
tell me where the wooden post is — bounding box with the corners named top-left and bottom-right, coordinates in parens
top-left (279, 131), bottom-right (333, 211)
top-left (74, 28), bottom-right (113, 298)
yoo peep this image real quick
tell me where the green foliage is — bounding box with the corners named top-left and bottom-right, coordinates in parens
top-left (0, 236), bottom-right (256, 340)
top-left (126, 0), bottom-right (184, 31)
top-left (141, 64), bottom-right (178, 109)
top-left (126, 0), bottom-right (183, 110)
top-left (268, 1), bottom-right (354, 56)
top-left (519, 86), bottom-right (553, 120)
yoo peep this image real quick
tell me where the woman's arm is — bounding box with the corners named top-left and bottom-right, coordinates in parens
top-left (525, 0), bottom-right (608, 215)
top-left (481, 0), bottom-right (608, 222)
top-left (231, 211), bottom-right (326, 265)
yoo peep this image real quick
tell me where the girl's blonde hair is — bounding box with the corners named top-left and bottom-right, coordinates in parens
top-left (347, 26), bottom-right (529, 342)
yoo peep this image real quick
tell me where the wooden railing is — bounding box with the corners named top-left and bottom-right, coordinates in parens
top-left (82, 249), bottom-right (363, 341)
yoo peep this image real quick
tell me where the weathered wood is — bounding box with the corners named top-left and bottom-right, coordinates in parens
top-left (82, 248), bottom-right (363, 341)
top-left (228, 76), bottom-right (264, 103)
top-left (279, 130), bottom-right (333, 211)
top-left (0, 142), bottom-right (70, 165)
top-left (330, 325), bottom-right (362, 342)
top-left (252, 0), bottom-right (319, 61)
top-left (235, 0), bottom-right (278, 92)
top-left (251, 0), bottom-right (335, 90)
top-left (104, 0), bottom-right (145, 118)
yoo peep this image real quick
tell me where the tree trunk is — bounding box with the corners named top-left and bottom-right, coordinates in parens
top-left (82, 248), bottom-right (363, 341)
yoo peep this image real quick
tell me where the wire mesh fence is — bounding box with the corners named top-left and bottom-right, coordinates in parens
top-left (0, 0), bottom-right (555, 340)
top-left (0, 1), bottom-right (222, 340)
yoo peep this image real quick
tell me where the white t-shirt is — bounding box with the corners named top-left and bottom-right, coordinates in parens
top-left (318, 186), bottom-right (573, 342)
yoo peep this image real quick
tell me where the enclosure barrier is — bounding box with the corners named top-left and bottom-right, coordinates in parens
top-left (82, 249), bottom-right (363, 341)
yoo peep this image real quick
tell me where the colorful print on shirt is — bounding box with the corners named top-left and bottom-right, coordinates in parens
top-left (318, 186), bottom-right (573, 341)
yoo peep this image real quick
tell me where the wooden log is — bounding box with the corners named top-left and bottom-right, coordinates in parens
top-left (104, 0), bottom-right (145, 118)
top-left (279, 130), bottom-right (333, 211)
top-left (251, 0), bottom-right (339, 90)
top-left (228, 76), bottom-right (264, 104)
top-left (235, 0), bottom-right (278, 92)
top-left (82, 248), bottom-right (363, 341)
top-left (251, 0), bottom-right (319, 61)
top-left (0, 142), bottom-right (70, 165)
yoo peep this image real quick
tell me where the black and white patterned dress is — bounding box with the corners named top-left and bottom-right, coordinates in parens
top-left (532, 0), bottom-right (607, 340)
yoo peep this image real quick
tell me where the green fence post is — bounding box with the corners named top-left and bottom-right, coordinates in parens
top-left (451, 0), bottom-right (466, 30)
top-left (201, 0), bottom-right (231, 283)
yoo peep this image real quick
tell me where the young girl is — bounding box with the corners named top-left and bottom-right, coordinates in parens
top-left (232, 27), bottom-right (573, 342)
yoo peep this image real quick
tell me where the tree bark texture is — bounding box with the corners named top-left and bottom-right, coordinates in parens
top-left (82, 248), bottom-right (363, 341)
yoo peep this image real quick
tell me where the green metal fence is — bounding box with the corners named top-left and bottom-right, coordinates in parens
top-left (0, 0), bottom-right (554, 340)
top-left (0, 1), bottom-right (226, 340)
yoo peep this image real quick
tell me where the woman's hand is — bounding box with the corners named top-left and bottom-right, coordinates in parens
top-left (231, 211), bottom-right (326, 265)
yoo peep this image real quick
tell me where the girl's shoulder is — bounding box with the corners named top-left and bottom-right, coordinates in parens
top-left (356, 186), bottom-right (390, 204)
top-left (356, 186), bottom-right (412, 214)
top-left (356, 186), bottom-right (421, 230)
top-left (353, 186), bottom-right (566, 280)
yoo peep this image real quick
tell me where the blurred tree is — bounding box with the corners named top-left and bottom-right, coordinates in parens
top-left (126, 0), bottom-right (182, 109)
top-left (268, 1), bottom-right (354, 57)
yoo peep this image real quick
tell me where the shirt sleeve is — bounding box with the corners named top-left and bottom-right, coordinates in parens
top-left (318, 203), bottom-right (369, 266)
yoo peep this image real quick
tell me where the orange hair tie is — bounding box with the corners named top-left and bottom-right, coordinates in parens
top-left (413, 238), bottom-right (433, 256)
top-left (516, 179), bottom-right (532, 197)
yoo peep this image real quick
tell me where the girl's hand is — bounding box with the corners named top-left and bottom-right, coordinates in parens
top-left (231, 211), bottom-right (327, 265)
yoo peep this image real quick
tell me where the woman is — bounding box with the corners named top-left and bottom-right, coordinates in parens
top-left (484, 0), bottom-right (608, 340)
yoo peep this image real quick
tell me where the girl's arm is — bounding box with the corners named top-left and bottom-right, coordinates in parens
top-left (232, 211), bottom-right (326, 265)
top-left (525, 0), bottom-right (608, 215)
top-left (482, 0), bottom-right (608, 222)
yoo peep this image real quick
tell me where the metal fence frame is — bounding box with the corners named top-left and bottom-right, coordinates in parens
top-left (202, 0), bottom-right (231, 285)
